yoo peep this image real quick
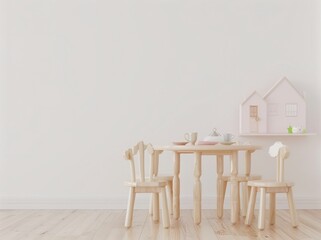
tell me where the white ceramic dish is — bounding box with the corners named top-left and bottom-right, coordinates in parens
top-left (203, 136), bottom-right (223, 142)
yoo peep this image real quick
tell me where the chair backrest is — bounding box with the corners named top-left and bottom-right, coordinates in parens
top-left (268, 141), bottom-right (290, 182)
top-left (124, 141), bottom-right (155, 182)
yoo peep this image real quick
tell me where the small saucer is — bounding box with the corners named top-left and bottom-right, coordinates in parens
top-left (172, 141), bottom-right (188, 146)
top-left (220, 141), bottom-right (236, 145)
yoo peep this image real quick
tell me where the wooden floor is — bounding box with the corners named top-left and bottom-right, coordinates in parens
top-left (0, 210), bottom-right (321, 240)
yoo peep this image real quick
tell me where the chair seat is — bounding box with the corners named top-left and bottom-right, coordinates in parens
top-left (248, 180), bottom-right (294, 188)
top-left (124, 180), bottom-right (167, 187)
top-left (149, 175), bottom-right (173, 182)
top-left (222, 174), bottom-right (261, 182)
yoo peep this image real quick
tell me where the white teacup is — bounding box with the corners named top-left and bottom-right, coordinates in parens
top-left (222, 133), bottom-right (234, 142)
top-left (184, 132), bottom-right (198, 145)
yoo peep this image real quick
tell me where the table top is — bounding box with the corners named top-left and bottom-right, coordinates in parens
top-left (153, 144), bottom-right (262, 153)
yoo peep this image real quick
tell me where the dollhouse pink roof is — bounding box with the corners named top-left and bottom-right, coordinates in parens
top-left (241, 91), bottom-right (264, 105)
top-left (263, 77), bottom-right (305, 100)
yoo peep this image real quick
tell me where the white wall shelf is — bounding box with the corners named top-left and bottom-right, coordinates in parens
top-left (239, 133), bottom-right (317, 137)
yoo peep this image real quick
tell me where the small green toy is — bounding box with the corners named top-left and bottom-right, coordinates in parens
top-left (287, 125), bottom-right (293, 134)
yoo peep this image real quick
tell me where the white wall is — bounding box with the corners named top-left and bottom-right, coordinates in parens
top-left (0, 0), bottom-right (320, 209)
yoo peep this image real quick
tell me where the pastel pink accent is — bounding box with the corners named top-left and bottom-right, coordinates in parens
top-left (240, 77), bottom-right (306, 134)
top-left (240, 91), bottom-right (267, 134)
top-left (264, 78), bottom-right (306, 133)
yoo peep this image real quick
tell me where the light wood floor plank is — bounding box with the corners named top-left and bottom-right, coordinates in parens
top-left (0, 210), bottom-right (320, 240)
top-left (195, 210), bottom-right (219, 240)
top-left (121, 210), bottom-right (147, 240)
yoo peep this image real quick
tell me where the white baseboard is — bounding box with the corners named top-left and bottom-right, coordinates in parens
top-left (0, 196), bottom-right (320, 209)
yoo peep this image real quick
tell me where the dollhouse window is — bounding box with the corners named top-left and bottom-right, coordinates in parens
top-left (285, 103), bottom-right (298, 117)
top-left (249, 105), bottom-right (258, 118)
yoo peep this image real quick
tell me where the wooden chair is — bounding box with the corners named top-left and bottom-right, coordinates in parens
top-left (220, 174), bottom-right (261, 217)
top-left (245, 142), bottom-right (298, 230)
top-left (148, 149), bottom-right (173, 216)
top-left (124, 141), bottom-right (170, 228)
top-left (216, 153), bottom-right (261, 219)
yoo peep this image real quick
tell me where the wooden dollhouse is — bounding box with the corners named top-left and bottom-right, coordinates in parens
top-left (240, 77), bottom-right (307, 135)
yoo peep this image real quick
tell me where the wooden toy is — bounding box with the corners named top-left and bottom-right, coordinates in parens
top-left (240, 77), bottom-right (306, 135)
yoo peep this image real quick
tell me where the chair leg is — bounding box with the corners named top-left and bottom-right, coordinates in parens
top-left (237, 182), bottom-right (241, 216)
top-left (241, 182), bottom-right (249, 217)
top-left (125, 187), bottom-right (136, 228)
top-left (269, 193), bottom-right (276, 225)
top-left (258, 188), bottom-right (266, 230)
top-left (152, 193), bottom-right (160, 222)
top-left (161, 187), bottom-right (170, 228)
top-left (149, 194), bottom-right (153, 215)
top-left (248, 185), bottom-right (251, 201)
top-left (287, 187), bottom-right (298, 227)
top-left (245, 186), bottom-right (257, 225)
top-left (167, 180), bottom-right (173, 215)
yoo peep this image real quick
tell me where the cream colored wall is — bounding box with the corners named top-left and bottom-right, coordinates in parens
top-left (0, 0), bottom-right (320, 209)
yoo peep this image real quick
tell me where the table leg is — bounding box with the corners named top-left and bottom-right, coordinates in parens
top-left (230, 151), bottom-right (239, 224)
top-left (173, 152), bottom-right (180, 220)
top-left (216, 155), bottom-right (224, 218)
top-left (245, 150), bottom-right (252, 177)
top-left (243, 150), bottom-right (253, 216)
top-left (194, 152), bottom-right (202, 224)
